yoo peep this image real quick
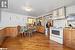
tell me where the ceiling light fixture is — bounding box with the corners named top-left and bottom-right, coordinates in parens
top-left (25, 7), bottom-right (32, 11)
top-left (22, 3), bottom-right (32, 12)
top-left (22, 6), bottom-right (32, 12)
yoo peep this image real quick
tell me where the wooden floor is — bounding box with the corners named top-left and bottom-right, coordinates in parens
top-left (1, 33), bottom-right (74, 50)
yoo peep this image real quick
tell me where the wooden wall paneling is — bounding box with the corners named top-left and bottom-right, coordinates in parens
top-left (0, 29), bottom-right (5, 46)
top-left (3, 27), bottom-right (18, 37)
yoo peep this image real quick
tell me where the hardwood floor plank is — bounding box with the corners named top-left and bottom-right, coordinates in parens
top-left (1, 33), bottom-right (74, 50)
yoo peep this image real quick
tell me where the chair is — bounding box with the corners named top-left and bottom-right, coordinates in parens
top-left (17, 25), bottom-right (21, 37)
top-left (17, 26), bottom-right (25, 37)
top-left (23, 26), bottom-right (28, 36)
top-left (27, 26), bottom-right (33, 37)
top-left (20, 26), bottom-right (27, 37)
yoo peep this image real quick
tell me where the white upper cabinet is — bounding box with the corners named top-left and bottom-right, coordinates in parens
top-left (58, 7), bottom-right (65, 17)
top-left (53, 10), bottom-right (58, 17)
top-left (52, 7), bottom-right (65, 19)
top-left (66, 5), bottom-right (75, 16)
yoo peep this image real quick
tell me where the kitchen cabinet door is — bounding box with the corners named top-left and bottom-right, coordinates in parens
top-left (71, 29), bottom-right (75, 49)
top-left (66, 5), bottom-right (75, 16)
top-left (64, 28), bottom-right (72, 47)
top-left (58, 7), bottom-right (65, 17)
top-left (53, 10), bottom-right (58, 17)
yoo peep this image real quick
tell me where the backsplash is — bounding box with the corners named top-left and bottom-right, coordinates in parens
top-left (53, 19), bottom-right (67, 28)
top-left (68, 21), bottom-right (75, 27)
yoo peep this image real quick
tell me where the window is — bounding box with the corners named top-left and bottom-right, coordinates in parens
top-left (27, 18), bottom-right (36, 24)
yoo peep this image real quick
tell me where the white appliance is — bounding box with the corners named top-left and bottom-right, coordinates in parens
top-left (50, 20), bottom-right (66, 44)
top-left (50, 27), bottom-right (63, 44)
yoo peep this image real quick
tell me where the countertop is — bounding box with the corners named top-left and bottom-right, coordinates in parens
top-left (0, 27), bottom-right (5, 30)
top-left (0, 25), bottom-right (18, 30)
top-left (65, 27), bottom-right (75, 30)
top-left (0, 25), bottom-right (27, 30)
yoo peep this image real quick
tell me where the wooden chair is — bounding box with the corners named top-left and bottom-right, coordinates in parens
top-left (27, 26), bottom-right (33, 37)
top-left (22, 26), bottom-right (28, 37)
top-left (17, 25), bottom-right (24, 37)
top-left (17, 25), bottom-right (21, 36)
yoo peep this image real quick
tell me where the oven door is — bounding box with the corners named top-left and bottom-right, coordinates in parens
top-left (50, 29), bottom-right (63, 38)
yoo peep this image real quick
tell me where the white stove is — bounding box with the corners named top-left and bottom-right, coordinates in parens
top-left (50, 27), bottom-right (63, 44)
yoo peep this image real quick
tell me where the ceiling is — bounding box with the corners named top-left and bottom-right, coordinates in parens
top-left (2, 0), bottom-right (75, 16)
